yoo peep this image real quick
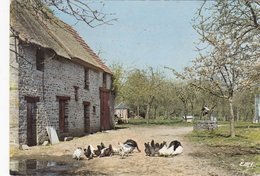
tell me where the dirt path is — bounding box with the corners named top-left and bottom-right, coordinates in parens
top-left (12, 126), bottom-right (234, 175)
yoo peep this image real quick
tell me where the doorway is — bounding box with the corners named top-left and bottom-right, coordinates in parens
top-left (100, 87), bottom-right (110, 131)
top-left (27, 102), bottom-right (37, 146)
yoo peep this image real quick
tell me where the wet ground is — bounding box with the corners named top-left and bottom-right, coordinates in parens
top-left (10, 158), bottom-right (80, 175)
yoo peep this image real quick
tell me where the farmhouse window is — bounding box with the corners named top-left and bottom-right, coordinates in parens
top-left (73, 86), bottom-right (79, 101)
top-left (84, 68), bottom-right (89, 90)
top-left (36, 48), bottom-right (44, 71)
top-left (93, 106), bottom-right (96, 115)
top-left (103, 73), bottom-right (107, 88)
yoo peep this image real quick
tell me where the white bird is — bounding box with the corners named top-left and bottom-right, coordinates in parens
top-left (118, 142), bottom-right (133, 157)
top-left (164, 145), bottom-right (174, 156)
top-left (118, 148), bottom-right (125, 158)
top-left (123, 139), bottom-right (141, 152)
top-left (112, 147), bottom-right (120, 154)
top-left (158, 144), bottom-right (167, 156)
top-left (89, 145), bottom-right (96, 155)
top-left (172, 145), bottom-right (183, 156)
top-left (73, 147), bottom-right (82, 160)
top-left (159, 144), bottom-right (174, 157)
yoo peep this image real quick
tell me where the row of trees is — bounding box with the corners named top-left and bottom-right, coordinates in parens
top-left (111, 63), bottom-right (256, 123)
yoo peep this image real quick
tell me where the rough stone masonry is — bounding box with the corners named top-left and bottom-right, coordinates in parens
top-left (193, 120), bottom-right (218, 131)
top-left (10, 40), bottom-right (114, 148)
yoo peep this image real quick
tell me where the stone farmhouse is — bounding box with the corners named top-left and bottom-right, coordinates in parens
top-left (10, 1), bottom-right (115, 148)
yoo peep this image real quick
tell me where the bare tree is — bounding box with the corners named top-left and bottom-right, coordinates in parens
top-left (171, 1), bottom-right (259, 137)
top-left (14, 0), bottom-right (117, 28)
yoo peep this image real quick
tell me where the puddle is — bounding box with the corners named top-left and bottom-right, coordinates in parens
top-left (10, 158), bottom-right (83, 175)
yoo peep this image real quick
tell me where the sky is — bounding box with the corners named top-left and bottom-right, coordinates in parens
top-left (53, 1), bottom-right (208, 77)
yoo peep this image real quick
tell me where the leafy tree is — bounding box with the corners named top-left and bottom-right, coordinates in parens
top-left (157, 80), bottom-right (175, 119)
top-left (109, 61), bottom-right (125, 105)
top-left (123, 67), bottom-right (165, 123)
top-left (173, 80), bottom-right (192, 121)
top-left (233, 90), bottom-right (255, 121)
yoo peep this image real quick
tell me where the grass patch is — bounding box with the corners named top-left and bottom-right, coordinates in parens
top-left (10, 149), bottom-right (20, 157)
top-left (116, 119), bottom-right (193, 128)
top-left (187, 121), bottom-right (260, 174)
top-left (96, 131), bottom-right (108, 134)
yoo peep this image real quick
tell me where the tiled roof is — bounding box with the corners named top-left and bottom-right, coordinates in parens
top-left (61, 21), bottom-right (113, 75)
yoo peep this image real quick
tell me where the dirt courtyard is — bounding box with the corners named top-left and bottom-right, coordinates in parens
top-left (11, 125), bottom-right (237, 176)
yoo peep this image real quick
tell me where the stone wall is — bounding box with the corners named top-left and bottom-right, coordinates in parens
top-left (9, 41), bottom-right (114, 148)
top-left (193, 120), bottom-right (218, 131)
top-left (9, 34), bottom-right (19, 149)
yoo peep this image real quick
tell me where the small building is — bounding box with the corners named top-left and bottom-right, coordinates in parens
top-left (210, 116), bottom-right (217, 121)
top-left (10, 1), bottom-right (115, 148)
top-left (182, 116), bottom-right (193, 122)
top-left (114, 102), bottom-right (130, 120)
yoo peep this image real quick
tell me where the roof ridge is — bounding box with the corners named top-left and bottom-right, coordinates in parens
top-left (61, 21), bottom-right (113, 75)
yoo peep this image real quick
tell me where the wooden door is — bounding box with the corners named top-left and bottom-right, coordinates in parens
top-left (59, 100), bottom-right (65, 133)
top-left (27, 102), bottom-right (36, 146)
top-left (100, 88), bottom-right (110, 131)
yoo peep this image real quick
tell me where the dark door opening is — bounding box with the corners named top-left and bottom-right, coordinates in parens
top-left (100, 88), bottom-right (110, 131)
top-left (27, 102), bottom-right (37, 146)
top-left (59, 100), bottom-right (66, 133)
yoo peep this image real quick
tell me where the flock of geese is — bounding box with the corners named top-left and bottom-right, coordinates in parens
top-left (73, 139), bottom-right (183, 161)
top-left (144, 140), bottom-right (183, 157)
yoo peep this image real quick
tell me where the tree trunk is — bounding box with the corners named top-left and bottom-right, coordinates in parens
top-left (179, 112), bottom-right (182, 119)
top-left (208, 110), bottom-right (213, 120)
top-left (145, 96), bottom-right (155, 124)
top-left (137, 104), bottom-right (139, 118)
top-left (236, 109), bottom-right (239, 122)
top-left (145, 103), bottom-right (150, 124)
top-left (184, 105), bottom-right (188, 121)
top-left (153, 109), bottom-right (155, 119)
top-left (191, 103), bottom-right (194, 117)
top-left (244, 111), bottom-right (249, 121)
top-left (229, 98), bottom-right (235, 138)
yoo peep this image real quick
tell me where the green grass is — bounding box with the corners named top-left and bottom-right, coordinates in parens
top-left (116, 119), bottom-right (193, 127)
top-left (187, 121), bottom-right (260, 174)
top-left (10, 149), bottom-right (20, 157)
